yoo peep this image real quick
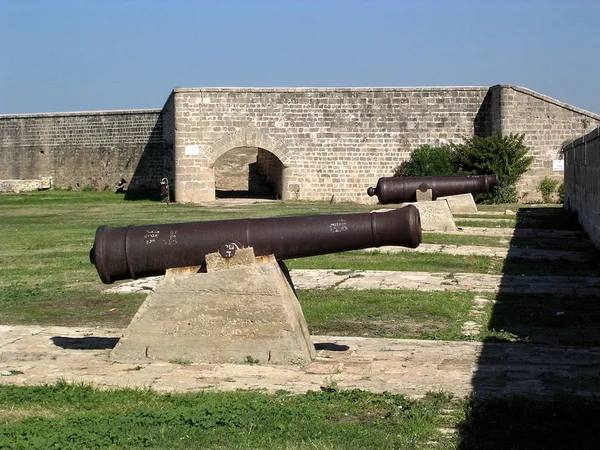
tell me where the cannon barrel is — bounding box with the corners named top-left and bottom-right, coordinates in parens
top-left (367, 174), bottom-right (499, 204)
top-left (90, 206), bottom-right (422, 284)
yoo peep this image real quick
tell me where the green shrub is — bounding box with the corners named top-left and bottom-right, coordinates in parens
top-left (558, 183), bottom-right (564, 203)
top-left (538, 177), bottom-right (560, 203)
top-left (452, 131), bottom-right (533, 203)
top-left (394, 144), bottom-right (456, 177)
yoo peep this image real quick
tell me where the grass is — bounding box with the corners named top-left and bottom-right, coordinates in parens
top-left (299, 289), bottom-right (474, 340)
top-left (1, 382), bottom-right (600, 449)
top-left (287, 251), bottom-right (504, 274)
top-left (0, 382), bottom-right (462, 449)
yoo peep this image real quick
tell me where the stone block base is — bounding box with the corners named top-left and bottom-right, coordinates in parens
top-left (437, 193), bottom-right (478, 214)
top-left (405, 199), bottom-right (456, 232)
top-left (110, 252), bottom-right (316, 366)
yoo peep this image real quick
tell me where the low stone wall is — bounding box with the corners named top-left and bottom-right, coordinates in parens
top-left (563, 127), bottom-right (600, 247)
top-left (0, 179), bottom-right (42, 193)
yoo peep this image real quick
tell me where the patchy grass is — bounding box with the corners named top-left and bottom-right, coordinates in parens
top-left (1, 382), bottom-right (600, 450)
top-left (0, 382), bottom-right (462, 449)
top-left (299, 289), bottom-right (474, 340)
top-left (287, 251), bottom-right (504, 275)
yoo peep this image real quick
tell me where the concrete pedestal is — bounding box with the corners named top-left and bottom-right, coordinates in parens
top-left (110, 250), bottom-right (316, 366)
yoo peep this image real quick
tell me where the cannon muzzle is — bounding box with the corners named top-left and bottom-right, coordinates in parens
top-left (367, 174), bottom-right (499, 204)
top-left (90, 206), bottom-right (422, 284)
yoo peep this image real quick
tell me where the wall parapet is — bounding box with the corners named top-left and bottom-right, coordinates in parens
top-left (495, 84), bottom-right (600, 120)
top-left (0, 109), bottom-right (162, 120)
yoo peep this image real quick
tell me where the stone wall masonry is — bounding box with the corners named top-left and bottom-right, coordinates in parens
top-left (172, 87), bottom-right (492, 203)
top-left (3, 84), bottom-right (599, 205)
top-left (494, 85), bottom-right (600, 202)
top-left (0, 109), bottom-right (162, 191)
top-left (563, 127), bottom-right (600, 247)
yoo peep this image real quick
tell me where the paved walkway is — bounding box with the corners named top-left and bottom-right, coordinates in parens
top-left (105, 270), bottom-right (600, 296)
top-left (2, 325), bottom-right (600, 399)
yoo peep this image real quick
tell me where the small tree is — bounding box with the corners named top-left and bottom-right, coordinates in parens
top-left (452, 131), bottom-right (533, 203)
top-left (394, 144), bottom-right (456, 177)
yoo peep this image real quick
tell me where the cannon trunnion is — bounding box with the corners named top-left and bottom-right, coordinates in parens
top-left (367, 174), bottom-right (499, 204)
top-left (90, 206), bottom-right (422, 284)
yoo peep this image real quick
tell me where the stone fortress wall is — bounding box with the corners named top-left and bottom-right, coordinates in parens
top-left (0, 109), bottom-right (163, 192)
top-left (563, 126), bottom-right (600, 247)
top-left (1, 84), bottom-right (599, 203)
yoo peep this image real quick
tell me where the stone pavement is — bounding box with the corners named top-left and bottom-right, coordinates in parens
top-left (2, 325), bottom-right (600, 399)
top-left (105, 270), bottom-right (600, 296)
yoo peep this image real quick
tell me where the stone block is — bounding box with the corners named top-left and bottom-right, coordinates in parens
top-left (405, 199), bottom-right (456, 232)
top-left (437, 193), bottom-right (478, 214)
top-left (110, 252), bottom-right (316, 366)
top-left (416, 188), bottom-right (433, 202)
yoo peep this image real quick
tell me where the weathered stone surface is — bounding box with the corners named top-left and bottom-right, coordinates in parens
top-left (110, 254), bottom-right (316, 366)
top-left (437, 193), bottom-right (478, 214)
top-left (3, 325), bottom-right (600, 398)
top-left (405, 199), bottom-right (456, 232)
top-left (415, 188), bottom-right (433, 202)
top-left (564, 126), bottom-right (600, 248)
top-left (0, 179), bottom-right (42, 193)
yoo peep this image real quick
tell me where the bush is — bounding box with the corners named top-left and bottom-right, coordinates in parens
top-left (394, 144), bottom-right (456, 177)
top-left (538, 177), bottom-right (560, 203)
top-left (558, 183), bottom-right (564, 203)
top-left (452, 131), bottom-right (533, 203)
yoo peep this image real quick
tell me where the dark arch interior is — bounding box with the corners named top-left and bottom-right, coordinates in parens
top-left (214, 146), bottom-right (283, 200)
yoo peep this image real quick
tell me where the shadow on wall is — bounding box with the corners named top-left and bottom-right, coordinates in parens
top-left (473, 87), bottom-right (496, 138)
top-left (458, 207), bottom-right (600, 448)
top-left (125, 113), bottom-right (173, 202)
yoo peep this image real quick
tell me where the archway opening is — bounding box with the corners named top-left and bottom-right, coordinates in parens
top-left (214, 146), bottom-right (284, 200)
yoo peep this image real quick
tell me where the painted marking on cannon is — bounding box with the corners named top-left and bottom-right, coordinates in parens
top-left (144, 230), bottom-right (160, 245)
top-left (329, 219), bottom-right (348, 233)
top-left (161, 230), bottom-right (178, 246)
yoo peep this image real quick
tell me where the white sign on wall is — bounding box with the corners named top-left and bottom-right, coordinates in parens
top-left (552, 160), bottom-right (564, 172)
top-left (184, 145), bottom-right (200, 156)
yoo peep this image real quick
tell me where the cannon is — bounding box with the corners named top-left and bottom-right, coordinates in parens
top-left (367, 174), bottom-right (499, 204)
top-left (90, 206), bottom-right (422, 284)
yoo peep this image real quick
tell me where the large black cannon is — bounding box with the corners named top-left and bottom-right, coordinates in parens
top-left (90, 206), bottom-right (422, 284)
top-left (367, 174), bottom-right (499, 204)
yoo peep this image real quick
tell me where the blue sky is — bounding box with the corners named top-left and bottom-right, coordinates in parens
top-left (2, 0), bottom-right (599, 115)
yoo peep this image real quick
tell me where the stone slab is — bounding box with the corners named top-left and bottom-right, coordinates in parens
top-left (3, 326), bottom-right (600, 398)
top-left (110, 253), bottom-right (316, 366)
top-left (404, 199), bottom-right (456, 232)
top-left (437, 193), bottom-right (478, 214)
top-left (0, 179), bottom-right (42, 193)
top-left (415, 187), bottom-right (433, 202)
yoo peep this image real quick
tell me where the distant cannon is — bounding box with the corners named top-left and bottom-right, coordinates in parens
top-left (367, 174), bottom-right (499, 204)
top-left (90, 206), bottom-right (422, 284)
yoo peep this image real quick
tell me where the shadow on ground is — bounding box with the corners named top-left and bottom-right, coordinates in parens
top-left (459, 207), bottom-right (600, 449)
top-left (51, 336), bottom-right (119, 350)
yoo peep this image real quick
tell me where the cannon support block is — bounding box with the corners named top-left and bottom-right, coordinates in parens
top-left (110, 249), bottom-right (316, 366)
top-left (437, 193), bottom-right (478, 214)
